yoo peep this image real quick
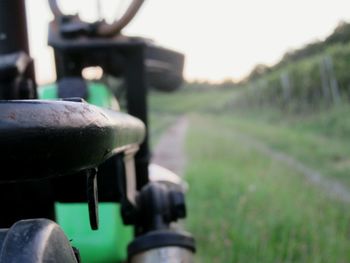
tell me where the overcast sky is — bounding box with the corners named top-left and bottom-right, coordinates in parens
top-left (26, 0), bottom-right (350, 83)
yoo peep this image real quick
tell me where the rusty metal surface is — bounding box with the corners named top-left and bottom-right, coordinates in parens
top-left (0, 100), bottom-right (145, 182)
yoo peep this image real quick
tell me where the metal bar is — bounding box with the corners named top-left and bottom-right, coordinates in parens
top-left (0, 0), bottom-right (36, 94)
top-left (0, 0), bottom-right (30, 55)
top-left (125, 44), bottom-right (150, 190)
top-left (0, 0), bottom-right (42, 227)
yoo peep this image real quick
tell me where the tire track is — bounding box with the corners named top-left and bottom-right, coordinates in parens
top-left (152, 116), bottom-right (189, 177)
top-left (235, 132), bottom-right (350, 203)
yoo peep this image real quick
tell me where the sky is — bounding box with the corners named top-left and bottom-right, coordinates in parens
top-left (26, 0), bottom-right (350, 84)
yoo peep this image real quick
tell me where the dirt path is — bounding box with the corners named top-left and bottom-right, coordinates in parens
top-left (235, 132), bottom-right (350, 203)
top-left (151, 115), bottom-right (350, 202)
top-left (152, 116), bottom-right (189, 177)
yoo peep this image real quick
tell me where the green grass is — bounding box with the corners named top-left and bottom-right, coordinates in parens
top-left (149, 86), bottom-right (236, 114)
top-left (148, 84), bottom-right (236, 144)
top-left (212, 112), bottom-right (350, 187)
top-left (185, 115), bottom-right (350, 262)
top-left (148, 86), bottom-right (350, 262)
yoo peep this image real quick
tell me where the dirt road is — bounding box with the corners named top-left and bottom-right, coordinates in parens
top-left (152, 116), bottom-right (189, 177)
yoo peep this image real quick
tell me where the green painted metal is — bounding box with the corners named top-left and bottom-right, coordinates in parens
top-left (56, 203), bottom-right (132, 263)
top-left (38, 82), bottom-right (119, 109)
top-left (38, 83), bottom-right (57, 99)
top-left (39, 82), bottom-right (132, 262)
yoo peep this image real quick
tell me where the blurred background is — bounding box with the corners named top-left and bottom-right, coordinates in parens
top-left (28, 0), bottom-right (350, 262)
top-left (27, 0), bottom-right (350, 83)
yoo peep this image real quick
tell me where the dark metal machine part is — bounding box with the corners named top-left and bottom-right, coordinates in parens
top-left (53, 154), bottom-right (125, 203)
top-left (135, 182), bottom-right (186, 232)
top-left (127, 182), bottom-right (196, 262)
top-left (86, 168), bottom-right (99, 230)
top-left (0, 0), bottom-right (52, 227)
top-left (128, 229), bottom-right (196, 258)
top-left (58, 77), bottom-right (88, 99)
top-left (48, 0), bottom-right (185, 91)
top-left (49, 0), bottom-right (145, 38)
top-left (0, 100), bottom-right (145, 182)
top-left (47, 4), bottom-right (194, 249)
top-left (0, 219), bottom-right (79, 263)
top-left (0, 52), bottom-right (31, 80)
top-left (50, 23), bottom-right (150, 191)
top-left (0, 0), bottom-right (36, 99)
top-left (145, 44), bottom-right (185, 92)
top-left (0, 51), bottom-right (35, 99)
top-left (0, 1), bottom-right (195, 261)
top-left (128, 182), bottom-right (196, 262)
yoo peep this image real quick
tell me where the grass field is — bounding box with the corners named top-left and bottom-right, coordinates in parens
top-left (149, 85), bottom-right (350, 262)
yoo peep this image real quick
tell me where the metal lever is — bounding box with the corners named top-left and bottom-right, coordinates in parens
top-left (86, 168), bottom-right (99, 230)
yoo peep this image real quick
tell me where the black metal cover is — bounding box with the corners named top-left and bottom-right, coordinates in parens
top-left (0, 219), bottom-right (78, 263)
top-left (0, 100), bottom-right (145, 182)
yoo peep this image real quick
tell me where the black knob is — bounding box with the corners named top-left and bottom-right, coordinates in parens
top-left (169, 190), bottom-right (186, 220)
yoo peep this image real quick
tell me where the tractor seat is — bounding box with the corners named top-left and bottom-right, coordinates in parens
top-left (0, 99), bottom-right (145, 183)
